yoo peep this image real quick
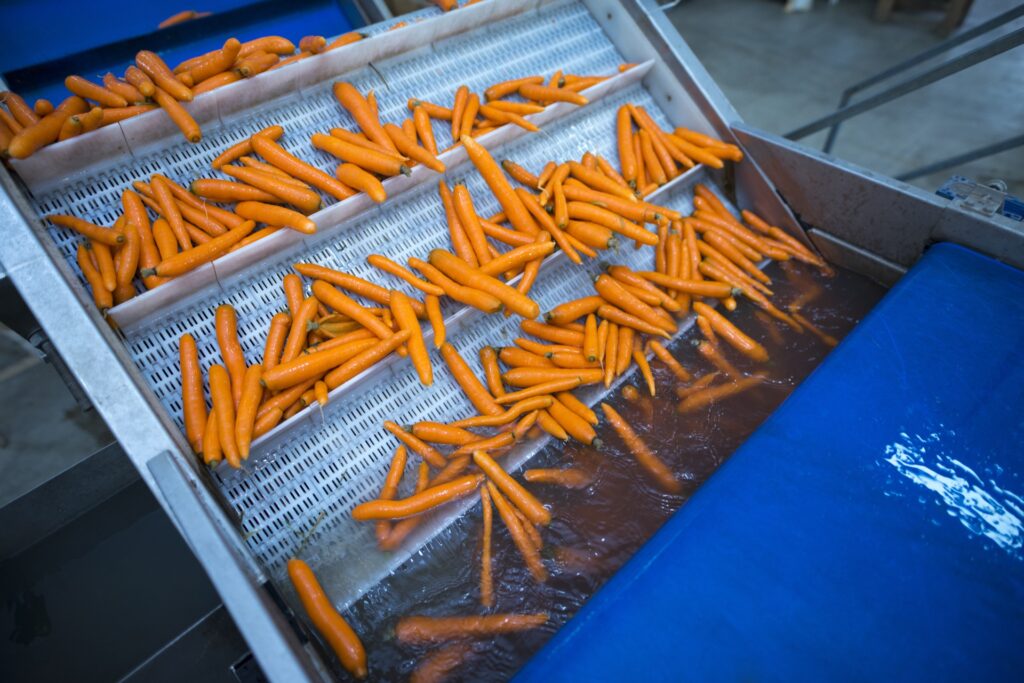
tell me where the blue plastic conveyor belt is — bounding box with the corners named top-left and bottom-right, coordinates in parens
top-left (518, 242), bottom-right (1024, 682)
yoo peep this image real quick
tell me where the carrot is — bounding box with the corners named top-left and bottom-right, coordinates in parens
top-left (287, 559), bottom-right (367, 679)
top-left (568, 161), bottom-right (636, 204)
top-left (461, 136), bottom-right (539, 236)
top-left (210, 126), bottom-right (283, 169)
top-left (450, 429), bottom-right (515, 456)
top-left (189, 178), bottom-right (275, 204)
top-left (234, 201), bottom-right (315, 234)
top-left (214, 305), bottom-right (246, 406)
top-left (789, 309), bottom-right (839, 347)
top-left (519, 319), bottom-right (584, 348)
top-left (410, 422), bottom-right (479, 446)
top-left (452, 185), bottom-right (492, 266)
top-left (524, 468), bottom-right (592, 488)
top-left (478, 346), bottom-right (505, 398)
top-left (3, 92), bottom-right (39, 126)
top-left (333, 81), bottom-right (397, 153)
top-left (473, 450), bottom-right (552, 528)
top-left (76, 244), bottom-right (112, 310)
top-left (252, 135), bottom-right (354, 201)
top-left (477, 486), bottom-right (494, 608)
top-left (351, 474), bottom-right (482, 520)
top-left (679, 374), bottom-right (764, 413)
top-left (423, 294), bottom-right (446, 348)
top-left (333, 163), bottom-right (385, 204)
top-left (262, 337), bottom-right (375, 391)
top-left (565, 202), bottom-right (657, 246)
top-left (595, 274), bottom-right (674, 334)
top-left (436, 181), bottom-right (477, 267)
top-left (546, 296), bottom-right (603, 326)
top-left (311, 281), bottom-right (392, 339)
top-left (517, 189), bottom-right (579, 265)
top-left (280, 296), bottom-right (319, 363)
top-left (616, 325), bottom-right (634, 376)
top-left (601, 402), bottom-right (680, 493)
top-left (502, 160), bottom-right (540, 187)
top-left (275, 276), bottom-right (303, 321)
top-left (251, 405), bottom-right (283, 438)
top-left (150, 220), bottom-right (255, 277)
top-left (484, 76), bottom-right (543, 102)
top-left (324, 330), bottom-right (409, 389)
top-left (429, 250), bottom-right (539, 319)
top-left (477, 219), bottom-right (533, 247)
top-left (236, 36), bottom-right (295, 58)
top-left (177, 334), bottom-right (207, 453)
top-left (408, 98), bottom-right (452, 121)
top-left (479, 242), bottom-right (554, 281)
top-left (499, 346), bottom-right (553, 369)
top-left (188, 38), bottom-right (242, 84)
top-left (137, 51), bottom-right (192, 101)
top-left (518, 83), bottom-right (587, 105)
top-left (692, 302), bottom-right (769, 362)
top-left (440, 342), bottom-right (503, 416)
top-left (627, 337), bottom-right (654, 397)
top-left (201, 407), bottom-right (221, 465)
top-left (124, 63), bottom-right (157, 96)
top-left (259, 312), bottom-right (291, 373)
top-left (449, 397), bottom-right (550, 430)
top-left (647, 339), bottom-right (691, 382)
top-left (151, 218), bottom-right (177, 260)
top-left (149, 174), bottom-right (191, 250)
top-left (375, 445), bottom-right (408, 544)
top-left (675, 372), bottom-right (720, 400)
top-left (398, 611), bottom-right (549, 647)
top-left (64, 75), bottom-right (127, 108)
top-left (48, 214), bottom-right (124, 247)
top-left (562, 184), bottom-right (660, 226)
top-left (221, 165), bottom-right (321, 213)
top-left (598, 304), bottom-right (670, 339)
top-left (298, 264), bottom-right (427, 318)
top-left (209, 365), bottom-right (240, 468)
top-left (391, 290), bottom-right (432, 385)
top-left (328, 127), bottom-right (395, 157)
top-left (603, 321), bottom-right (618, 387)
top-left (596, 319), bottom-right (609, 363)
top-left (382, 421), bottom-right (446, 469)
top-left (234, 365), bottom-right (263, 459)
top-left (7, 98), bottom-right (86, 158)
top-left (365, 255), bottom-right (441, 296)
top-left (234, 51), bottom-right (279, 77)
top-left (382, 122), bottom-right (444, 173)
top-left (310, 133), bottom-right (407, 178)
top-left (89, 240), bottom-right (116, 292)
top-left (548, 396), bottom-right (598, 445)
top-left (697, 340), bottom-right (741, 379)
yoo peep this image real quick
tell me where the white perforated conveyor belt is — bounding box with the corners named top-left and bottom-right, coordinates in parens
top-left (18, 0), bottom-right (736, 609)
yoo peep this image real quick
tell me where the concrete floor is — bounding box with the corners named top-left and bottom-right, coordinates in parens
top-left (669, 0), bottom-right (1024, 197)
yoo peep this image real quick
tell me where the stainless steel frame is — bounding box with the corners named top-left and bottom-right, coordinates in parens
top-left (1, 0), bottom-right (1021, 680)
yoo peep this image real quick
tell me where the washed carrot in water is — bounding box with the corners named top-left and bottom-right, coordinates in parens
top-left (479, 487), bottom-right (493, 608)
top-left (473, 451), bottom-right (550, 526)
top-left (693, 302), bottom-right (769, 362)
top-left (524, 468), bottom-right (592, 489)
top-left (288, 559), bottom-right (367, 679)
top-left (601, 403), bottom-right (681, 493)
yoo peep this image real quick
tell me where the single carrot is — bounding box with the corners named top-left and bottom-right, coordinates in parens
top-left (452, 185), bottom-right (492, 266)
top-left (616, 325), bottom-right (634, 376)
top-left (480, 487), bottom-right (493, 607)
top-left (384, 122), bottom-right (445, 173)
top-left (524, 468), bottom-right (592, 488)
top-left (234, 51), bottom-right (279, 77)
top-left (7, 99), bottom-right (87, 158)
top-left (397, 611), bottom-right (548, 646)
top-left (601, 403), bottom-right (681, 494)
top-left (311, 281), bottom-right (392, 339)
top-left (201, 408), bottom-right (221, 465)
top-left (3, 91), bottom-right (39, 126)
top-left (518, 83), bottom-right (587, 105)
top-left (366, 254), bottom-right (442, 296)
top-left (188, 38), bottom-right (242, 84)
top-left (566, 202), bottom-right (657, 245)
top-left (151, 218), bottom-right (177, 260)
top-left (391, 290), bottom-right (432, 386)
top-left (280, 296), bottom-right (319, 363)
top-left (692, 302), bottom-right (769, 362)
top-left (679, 374), bottom-right (764, 413)
top-left (150, 220), bottom-right (255, 276)
top-left (697, 340), bottom-right (742, 379)
top-left (484, 76), bottom-right (543, 101)
top-left (298, 263), bottom-right (427, 318)
top-left (596, 319), bottom-right (609, 363)
top-left (179, 334), bottom-right (207, 453)
top-left (261, 337), bottom-right (374, 392)
top-left (352, 474), bottom-right (482, 520)
top-left (437, 180), bottom-right (477, 267)
top-left (311, 133), bottom-right (407, 177)
top-left (598, 304), bottom-right (670, 339)
top-left (517, 188), bottom-right (580, 264)
top-left (675, 372), bottom-right (719, 400)
top-left (333, 81), bottom-right (397, 153)
top-left (150, 174), bottom-right (190, 249)
top-left (324, 330), bottom-right (409, 389)
top-left (252, 135), bottom-right (354, 201)
top-left (410, 422), bottom-right (479, 446)
top-left (789, 309), bottom-right (839, 347)
top-left (262, 312), bottom-right (291, 373)
top-left (647, 340), bottom-right (691, 381)
top-left (461, 135), bottom-right (539, 236)
top-left (486, 481), bottom-right (549, 582)
top-left (603, 321), bottom-right (618, 388)
top-left (90, 240), bottom-right (116, 292)
top-left (514, 410), bottom-right (541, 440)
top-left (451, 396), bottom-right (552, 429)
top-left (501, 159), bottom-right (540, 187)
top-left (209, 365), bottom-right (240, 468)
top-left (221, 165), bottom-right (321, 213)
top-left (137, 51), bottom-right (193, 101)
top-left (375, 445), bottom-right (408, 544)
top-left (479, 346), bottom-right (505, 398)
top-left (64, 75), bottom-right (127, 108)
top-left (48, 214), bottom-right (123, 246)
top-left (424, 295), bottom-right (445, 348)
top-left (288, 559), bottom-right (367, 679)
top-left (472, 451), bottom-right (549, 525)
top-left (520, 319), bottom-right (585, 347)
top-left (235, 201), bottom-right (315, 234)
top-left (429, 250), bottom-right (539, 319)
top-left (440, 342), bottom-right (503, 416)
top-left (411, 105), bottom-right (438, 156)
top-left (478, 219), bottom-right (534, 246)
top-left (499, 346), bottom-right (553, 369)
top-left (548, 396), bottom-right (598, 445)
top-left (235, 365), bottom-right (263, 459)
top-left (546, 296), bottom-right (603, 325)
top-left (76, 244), bottom-right (111, 310)
top-left (215, 304), bottom-right (247, 406)
top-left (632, 337), bottom-right (656, 396)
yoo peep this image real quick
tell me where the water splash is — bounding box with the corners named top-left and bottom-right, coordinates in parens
top-left (884, 428), bottom-right (1024, 557)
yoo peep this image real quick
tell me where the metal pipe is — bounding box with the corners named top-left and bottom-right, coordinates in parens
top-left (823, 6), bottom-right (1024, 154)
top-left (896, 132), bottom-right (1024, 181)
top-left (786, 26), bottom-right (1024, 141)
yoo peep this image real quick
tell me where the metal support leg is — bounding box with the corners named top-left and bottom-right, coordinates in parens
top-left (896, 133), bottom-right (1024, 182)
top-left (786, 26), bottom-right (1024, 142)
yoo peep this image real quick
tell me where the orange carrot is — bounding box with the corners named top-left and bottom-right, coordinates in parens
top-left (518, 83), bottom-right (587, 106)
top-left (632, 337), bottom-right (655, 396)
top-left (391, 290), bottom-right (432, 385)
top-left (351, 474), bottom-right (483, 520)
top-left (461, 136), bottom-right (539, 236)
top-left (262, 312), bottom-right (291, 372)
top-left (209, 365), bottom-right (240, 468)
top-left (376, 445), bottom-right (408, 544)
top-left (601, 403), bottom-right (681, 493)
top-left (235, 201), bottom-right (315, 234)
top-left (440, 342), bottom-right (503, 416)
top-left (311, 133), bottom-right (408, 177)
top-left (548, 396), bottom-right (598, 445)
top-left (523, 468), bottom-right (592, 488)
top-left (692, 302), bottom-right (769, 362)
top-left (413, 105), bottom-right (438, 156)
top-left (479, 487), bottom-right (493, 607)
top-left (486, 481), bottom-right (549, 582)
top-left (333, 82), bottom-right (397, 153)
top-left (678, 374), bottom-right (764, 413)
top-left (384, 122), bottom-right (444, 172)
top-left (252, 135), bottom-right (354, 201)
top-left (235, 365), bottom-right (263, 459)
top-left (261, 337), bottom-right (374, 391)
top-left (429, 249), bottom-right (539, 319)
top-left (479, 346), bottom-right (505, 397)
top-left (472, 451), bottom-right (549, 525)
top-left (396, 611), bottom-right (548, 646)
top-left (64, 75), bottom-right (127, 108)
top-left (288, 559), bottom-right (367, 679)
top-left (179, 334), bottom-right (207, 453)
top-left (546, 296), bottom-right (603, 325)
top-left (202, 408), bottom-right (221, 465)
top-left (452, 185), bottom-right (492, 266)
top-left (280, 296), bottom-right (319, 364)
top-left (221, 164), bottom-right (321, 213)
top-left (425, 295), bottom-right (445, 348)
top-left (215, 305), bottom-right (247, 405)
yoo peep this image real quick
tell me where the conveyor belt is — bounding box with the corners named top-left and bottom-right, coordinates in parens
top-left (10, 0), bottom-right (733, 609)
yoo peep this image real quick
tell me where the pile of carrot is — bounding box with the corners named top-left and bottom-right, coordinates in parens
top-left (48, 69), bottom-right (623, 315)
top-left (0, 32), bottom-right (365, 158)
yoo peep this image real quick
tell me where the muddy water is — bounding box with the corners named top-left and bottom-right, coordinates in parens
top-left (338, 260), bottom-right (887, 681)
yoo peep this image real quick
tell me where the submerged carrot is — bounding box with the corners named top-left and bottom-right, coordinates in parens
top-left (480, 486), bottom-right (493, 607)
top-left (396, 612), bottom-right (549, 645)
top-left (601, 402), bottom-right (681, 494)
top-left (288, 559), bottom-right (367, 679)
top-left (693, 302), bottom-right (769, 362)
top-left (678, 374), bottom-right (764, 413)
top-left (472, 451), bottom-right (549, 526)
top-left (487, 481), bottom-right (549, 583)
top-left (410, 642), bottom-right (474, 683)
top-left (523, 468), bottom-right (593, 489)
